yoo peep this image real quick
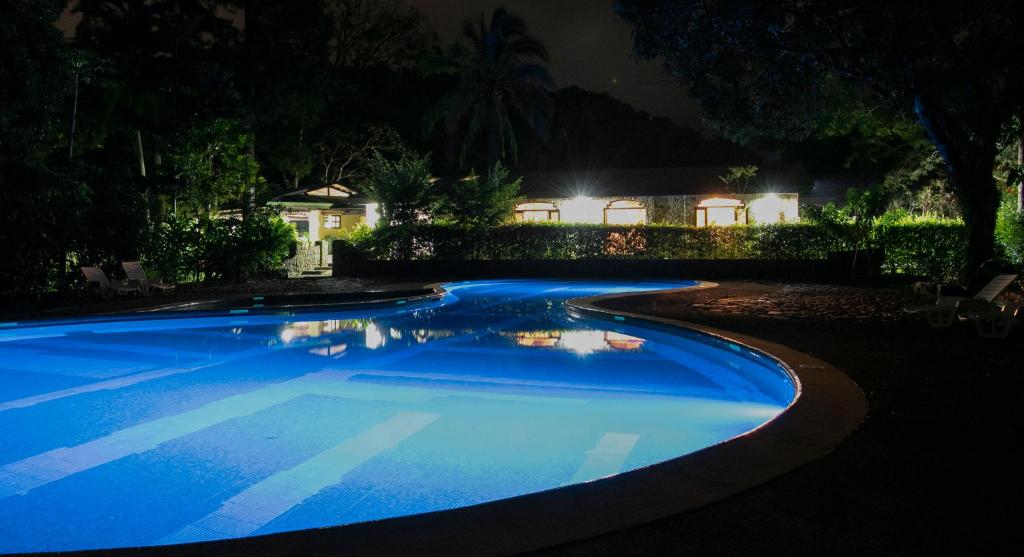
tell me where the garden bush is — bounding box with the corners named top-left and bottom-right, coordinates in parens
top-left (872, 216), bottom-right (967, 280)
top-left (358, 220), bottom-right (971, 280)
top-left (995, 198), bottom-right (1024, 267)
top-left (362, 222), bottom-right (852, 261)
top-left (145, 209), bottom-right (295, 283)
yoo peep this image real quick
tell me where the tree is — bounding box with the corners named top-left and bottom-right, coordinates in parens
top-left (322, 0), bottom-right (437, 69)
top-left (435, 163), bottom-right (522, 227)
top-left (430, 8), bottom-right (555, 169)
top-left (515, 86), bottom-right (756, 171)
top-left (166, 119), bottom-right (266, 215)
top-left (363, 151), bottom-right (436, 226)
top-left (718, 166), bottom-right (760, 195)
top-left (0, 0), bottom-right (87, 294)
top-left (0, 1), bottom-right (68, 162)
top-left (615, 0), bottom-right (1024, 271)
top-left (228, 0), bottom-right (331, 192)
top-left (229, 0), bottom-right (438, 192)
top-left (314, 125), bottom-right (404, 187)
top-left (74, 0), bottom-right (238, 176)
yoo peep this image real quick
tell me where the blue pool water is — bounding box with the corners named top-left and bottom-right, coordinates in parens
top-left (0, 280), bottom-right (795, 553)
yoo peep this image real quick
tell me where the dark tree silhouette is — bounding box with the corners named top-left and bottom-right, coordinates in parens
top-left (615, 0), bottom-right (1024, 270)
top-left (433, 7), bottom-right (555, 169)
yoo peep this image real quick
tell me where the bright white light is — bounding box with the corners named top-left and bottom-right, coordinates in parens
top-left (560, 196), bottom-right (605, 224)
top-left (365, 203), bottom-right (381, 228)
top-left (364, 322), bottom-right (385, 349)
top-left (559, 330), bottom-right (608, 355)
top-left (748, 194), bottom-right (795, 224)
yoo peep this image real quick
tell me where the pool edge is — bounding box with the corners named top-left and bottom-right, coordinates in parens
top-left (35, 280), bottom-right (867, 557)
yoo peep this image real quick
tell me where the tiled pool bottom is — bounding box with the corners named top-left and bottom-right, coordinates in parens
top-left (0, 280), bottom-right (795, 553)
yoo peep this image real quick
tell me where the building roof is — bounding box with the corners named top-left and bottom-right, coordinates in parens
top-left (267, 184), bottom-right (367, 209)
top-left (516, 165), bottom-right (812, 199)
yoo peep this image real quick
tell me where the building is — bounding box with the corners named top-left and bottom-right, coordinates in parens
top-left (266, 184), bottom-right (370, 272)
top-left (269, 166), bottom-right (811, 273)
top-left (510, 166), bottom-right (809, 227)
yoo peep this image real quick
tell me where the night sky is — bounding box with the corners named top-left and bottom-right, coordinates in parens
top-left (411, 0), bottom-right (701, 127)
top-left (59, 1), bottom-right (701, 127)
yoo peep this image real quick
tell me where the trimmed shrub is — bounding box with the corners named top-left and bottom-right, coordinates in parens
top-left (144, 209), bottom-right (295, 283)
top-left (872, 217), bottom-right (967, 280)
top-left (996, 198), bottom-right (1024, 267)
top-left (363, 222), bottom-right (852, 261)
top-left (360, 221), bottom-right (970, 280)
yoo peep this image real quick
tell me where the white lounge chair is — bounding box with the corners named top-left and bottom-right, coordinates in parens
top-left (122, 261), bottom-right (176, 295)
top-left (81, 266), bottom-right (139, 298)
top-left (961, 302), bottom-right (1020, 338)
top-left (904, 274), bottom-right (1019, 327)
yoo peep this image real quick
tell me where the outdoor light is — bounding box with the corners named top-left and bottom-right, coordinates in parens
top-left (560, 195), bottom-right (605, 224)
top-left (365, 202), bottom-right (381, 228)
top-left (748, 193), bottom-right (791, 224)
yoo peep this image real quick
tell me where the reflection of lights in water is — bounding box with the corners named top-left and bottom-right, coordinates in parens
top-left (507, 330), bottom-right (646, 353)
top-left (605, 331), bottom-right (645, 351)
top-left (364, 323), bottom-right (385, 350)
top-left (558, 330), bottom-right (609, 355)
top-left (389, 329), bottom-right (403, 340)
top-left (514, 331), bottom-right (561, 348)
top-left (309, 343), bottom-right (348, 357)
top-left (280, 327), bottom-right (298, 344)
top-left (279, 320), bottom-right (366, 343)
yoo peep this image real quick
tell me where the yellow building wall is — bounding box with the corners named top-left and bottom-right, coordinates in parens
top-left (318, 213), bottom-right (365, 240)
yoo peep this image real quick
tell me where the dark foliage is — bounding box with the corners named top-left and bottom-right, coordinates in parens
top-left (355, 222), bottom-right (967, 280)
top-left (514, 87), bottom-right (756, 171)
top-left (614, 0), bottom-right (1024, 270)
top-left (144, 209), bottom-right (294, 283)
top-left (429, 7), bottom-right (555, 170)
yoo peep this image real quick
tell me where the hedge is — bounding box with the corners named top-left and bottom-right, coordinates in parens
top-left (353, 221), bottom-right (969, 280)
top-left (873, 220), bottom-right (967, 280)
top-left (144, 209), bottom-right (295, 283)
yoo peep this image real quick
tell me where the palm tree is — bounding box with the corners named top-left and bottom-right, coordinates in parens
top-left (433, 7), bottom-right (555, 169)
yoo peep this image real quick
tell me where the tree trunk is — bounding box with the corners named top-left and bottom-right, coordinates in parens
top-left (68, 69), bottom-right (80, 166)
top-left (1018, 116), bottom-right (1023, 211)
top-left (950, 158), bottom-right (1000, 272)
top-left (135, 129), bottom-right (147, 178)
top-left (914, 96), bottom-right (1000, 274)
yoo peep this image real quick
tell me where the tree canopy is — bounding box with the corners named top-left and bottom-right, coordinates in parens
top-left (430, 7), bottom-right (555, 170)
top-left (615, 0), bottom-right (1024, 268)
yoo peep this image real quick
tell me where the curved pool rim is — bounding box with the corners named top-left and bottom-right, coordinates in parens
top-left (19, 280), bottom-right (866, 557)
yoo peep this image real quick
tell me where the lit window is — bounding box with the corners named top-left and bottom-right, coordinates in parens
top-left (695, 197), bottom-right (745, 227)
top-left (604, 200), bottom-right (646, 225)
top-left (323, 215), bottom-right (341, 229)
top-left (515, 202), bottom-right (560, 222)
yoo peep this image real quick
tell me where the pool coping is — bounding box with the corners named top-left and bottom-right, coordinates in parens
top-left (26, 280), bottom-right (867, 557)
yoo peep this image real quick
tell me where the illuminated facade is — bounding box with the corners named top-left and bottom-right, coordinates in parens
top-left (511, 193), bottom-right (799, 227)
top-left (510, 166), bottom-right (806, 227)
top-left (267, 184), bottom-right (369, 274)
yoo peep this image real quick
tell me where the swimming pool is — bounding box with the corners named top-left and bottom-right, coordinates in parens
top-left (0, 280), bottom-right (796, 553)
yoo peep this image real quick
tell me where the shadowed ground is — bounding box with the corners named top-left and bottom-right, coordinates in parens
top-left (536, 282), bottom-right (1021, 556)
